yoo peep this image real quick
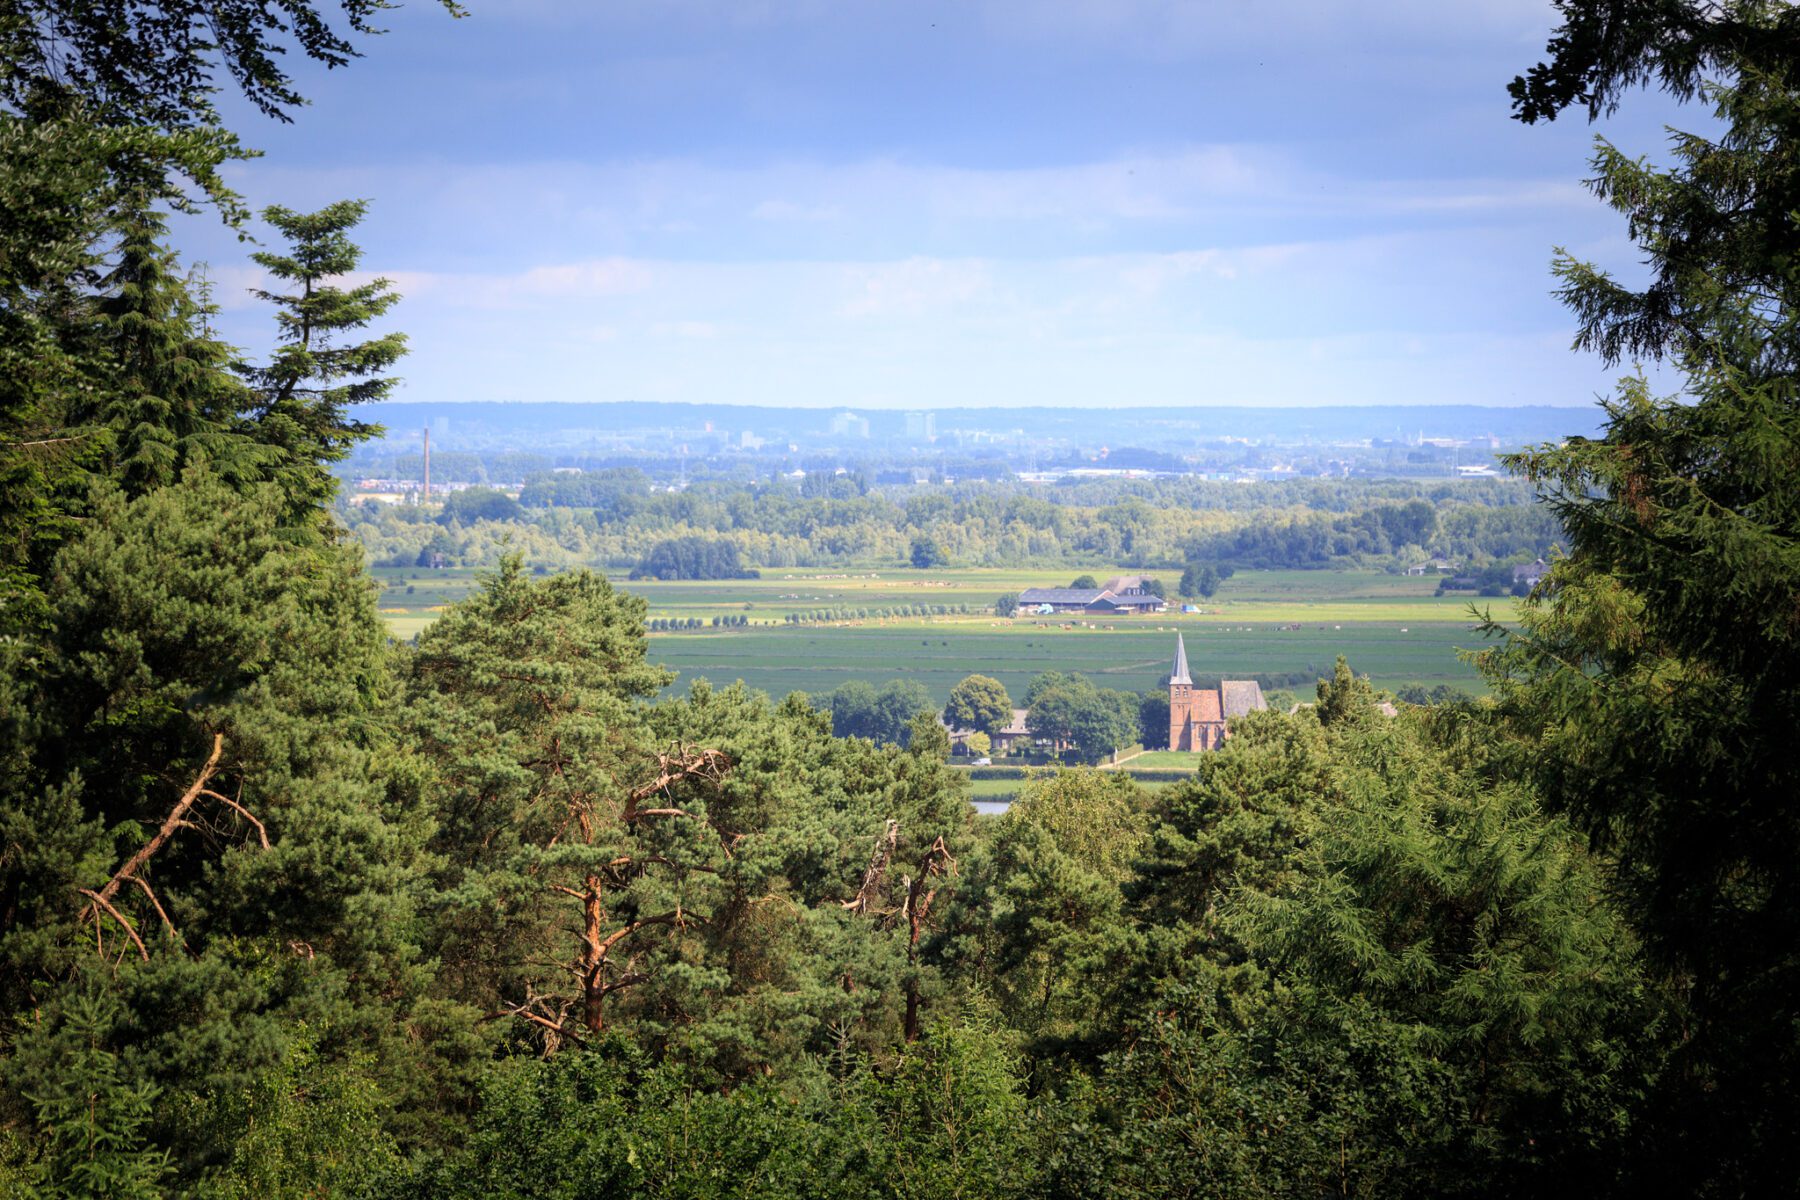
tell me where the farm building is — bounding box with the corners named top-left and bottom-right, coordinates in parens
top-left (1017, 586), bottom-right (1108, 612)
top-left (1017, 581), bottom-right (1167, 614)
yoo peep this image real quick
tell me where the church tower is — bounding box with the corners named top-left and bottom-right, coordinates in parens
top-left (1168, 633), bottom-right (1193, 751)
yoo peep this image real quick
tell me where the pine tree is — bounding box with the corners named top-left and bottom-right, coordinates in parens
top-left (402, 558), bottom-right (693, 1041)
top-left (944, 769), bottom-right (1147, 1047)
top-left (239, 200), bottom-right (405, 521)
top-left (0, 474), bottom-right (452, 1177)
top-left (405, 565), bottom-right (973, 1066)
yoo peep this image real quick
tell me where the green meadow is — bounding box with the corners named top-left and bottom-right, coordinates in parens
top-left (371, 565), bottom-right (1504, 702)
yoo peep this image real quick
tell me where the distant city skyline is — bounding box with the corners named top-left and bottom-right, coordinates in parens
top-left (173, 2), bottom-right (1697, 409)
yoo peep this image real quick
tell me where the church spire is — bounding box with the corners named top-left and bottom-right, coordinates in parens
top-left (1170, 633), bottom-right (1192, 685)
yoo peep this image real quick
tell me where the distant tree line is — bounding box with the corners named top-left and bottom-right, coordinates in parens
top-left (784, 603), bottom-right (973, 624)
top-left (647, 615), bottom-right (754, 631)
top-left (436, 487), bottom-right (524, 526)
top-left (629, 536), bottom-right (760, 581)
top-left (339, 474), bottom-right (1564, 573)
top-left (1437, 559), bottom-right (1535, 596)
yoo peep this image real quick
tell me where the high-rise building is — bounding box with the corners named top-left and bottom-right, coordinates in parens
top-left (905, 411), bottom-right (937, 441)
top-left (829, 411), bottom-right (870, 438)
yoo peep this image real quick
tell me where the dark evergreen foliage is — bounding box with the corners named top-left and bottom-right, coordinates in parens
top-left (630, 535), bottom-right (759, 580)
top-left (434, 487), bottom-right (523, 526)
top-left (1484, 5), bottom-right (1800, 1188)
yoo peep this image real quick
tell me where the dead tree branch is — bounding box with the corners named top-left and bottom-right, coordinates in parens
top-left (904, 835), bottom-right (958, 1043)
top-left (78, 733), bottom-right (269, 960)
top-left (843, 819), bottom-right (899, 913)
top-left (482, 995), bottom-right (587, 1051)
top-left (124, 874), bottom-right (183, 949)
top-left (199, 787), bottom-right (269, 849)
top-left (622, 746), bottom-right (731, 818)
top-left (78, 889), bottom-right (148, 962)
top-left (94, 733), bottom-right (225, 911)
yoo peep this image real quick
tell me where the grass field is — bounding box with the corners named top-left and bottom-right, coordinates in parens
top-left (961, 772), bottom-right (1183, 814)
top-left (1119, 750), bottom-right (1216, 769)
top-left (371, 565), bottom-right (1507, 702)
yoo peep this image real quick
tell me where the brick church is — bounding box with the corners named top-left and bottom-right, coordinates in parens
top-left (1167, 633), bottom-right (1267, 751)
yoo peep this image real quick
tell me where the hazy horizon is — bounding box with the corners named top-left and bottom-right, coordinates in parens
top-left (170, 1), bottom-right (1692, 412)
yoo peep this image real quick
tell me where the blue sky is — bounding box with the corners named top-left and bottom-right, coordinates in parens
top-left (173, 0), bottom-right (1697, 409)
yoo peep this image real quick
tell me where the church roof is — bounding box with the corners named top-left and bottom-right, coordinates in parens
top-left (1170, 633), bottom-right (1192, 685)
top-left (1220, 680), bottom-right (1268, 718)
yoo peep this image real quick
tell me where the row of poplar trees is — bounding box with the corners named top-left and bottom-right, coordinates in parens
top-left (4, 1), bottom-right (1800, 1195)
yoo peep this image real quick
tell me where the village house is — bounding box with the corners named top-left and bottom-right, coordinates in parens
top-left (1512, 557), bottom-right (1549, 587)
top-left (943, 708), bottom-right (1057, 756)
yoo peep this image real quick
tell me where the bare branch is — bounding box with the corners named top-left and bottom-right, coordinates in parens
top-left (597, 970), bottom-right (649, 998)
top-left (481, 1004), bottom-right (586, 1044)
top-left (78, 889), bottom-right (148, 962)
top-left (624, 746), bottom-right (731, 816)
top-left (626, 806), bottom-right (707, 822)
top-left (843, 819), bottom-right (899, 914)
top-left (95, 733), bottom-right (225, 911)
top-left (904, 835), bottom-right (957, 1043)
top-left (124, 875), bottom-right (184, 949)
top-left (199, 788), bottom-right (269, 849)
top-left (595, 907), bottom-right (703, 958)
top-left (4, 434), bottom-right (93, 449)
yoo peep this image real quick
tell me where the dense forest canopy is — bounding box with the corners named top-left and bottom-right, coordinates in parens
top-left (3, 1), bottom-right (1800, 1196)
top-left (340, 473), bottom-right (1564, 572)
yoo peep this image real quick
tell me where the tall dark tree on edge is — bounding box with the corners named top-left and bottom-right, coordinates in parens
top-left (1490, 2), bottom-right (1800, 1190)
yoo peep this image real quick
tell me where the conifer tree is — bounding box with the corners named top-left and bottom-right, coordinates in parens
top-left (239, 200), bottom-right (405, 521)
top-left (402, 558), bottom-right (699, 1041)
top-left (1487, 3), bottom-right (1800, 1187)
top-left (405, 563), bottom-right (973, 1065)
top-left (90, 207), bottom-right (269, 495)
top-left (0, 475), bottom-right (451, 1178)
top-left (18, 992), bottom-right (169, 1200)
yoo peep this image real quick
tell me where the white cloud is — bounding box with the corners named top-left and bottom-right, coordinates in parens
top-left (841, 257), bottom-right (993, 317)
top-left (184, 223), bottom-right (1604, 409)
top-left (651, 320), bottom-right (719, 338)
top-left (191, 146), bottom-right (1599, 308)
top-left (750, 199), bottom-right (842, 222)
top-left (510, 258), bottom-right (656, 298)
